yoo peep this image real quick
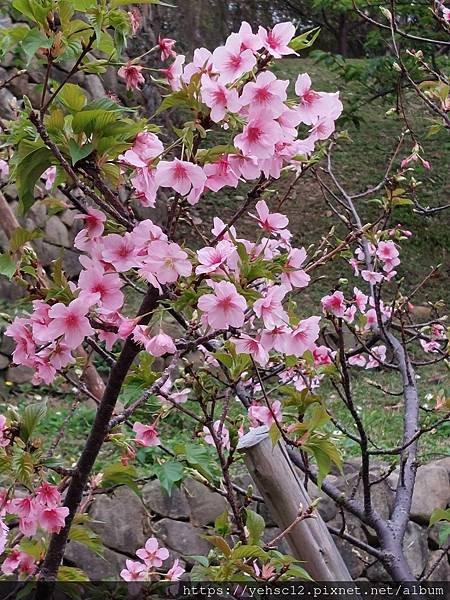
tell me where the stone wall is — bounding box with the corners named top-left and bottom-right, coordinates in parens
top-left (63, 459), bottom-right (450, 581)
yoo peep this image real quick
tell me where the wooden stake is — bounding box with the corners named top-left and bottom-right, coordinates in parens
top-left (238, 426), bottom-right (352, 581)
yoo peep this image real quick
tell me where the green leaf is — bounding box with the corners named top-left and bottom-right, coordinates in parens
top-left (189, 555), bottom-right (209, 567)
top-left (16, 147), bottom-right (53, 214)
top-left (11, 450), bottom-right (34, 486)
top-left (57, 83), bottom-right (86, 113)
top-left (285, 563), bottom-right (313, 580)
top-left (72, 109), bottom-right (118, 135)
top-left (20, 402), bottom-right (47, 443)
top-left (154, 460), bottom-right (184, 495)
top-left (268, 423), bottom-right (281, 447)
top-left (438, 523), bottom-right (450, 547)
top-left (184, 443), bottom-right (217, 481)
top-left (215, 510), bottom-right (231, 536)
top-left (73, 0), bottom-right (97, 8)
top-left (230, 544), bottom-right (268, 561)
top-left (9, 227), bottom-right (41, 253)
top-left (21, 29), bottom-right (52, 63)
top-left (13, 0), bottom-right (51, 24)
top-left (289, 27), bottom-right (321, 52)
top-left (19, 538), bottom-right (45, 560)
top-left (307, 437), bottom-right (342, 488)
top-left (68, 140), bottom-right (93, 165)
top-left (0, 254), bottom-right (17, 279)
top-left (202, 534), bottom-right (232, 557)
top-left (430, 507), bottom-right (450, 526)
top-left (110, 0), bottom-right (166, 6)
top-left (245, 508), bottom-right (265, 545)
top-left (68, 524), bottom-right (104, 556)
top-left (56, 566), bottom-right (90, 582)
top-left (101, 463), bottom-right (140, 494)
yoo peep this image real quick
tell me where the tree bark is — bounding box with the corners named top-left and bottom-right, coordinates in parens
top-left (35, 286), bottom-right (159, 597)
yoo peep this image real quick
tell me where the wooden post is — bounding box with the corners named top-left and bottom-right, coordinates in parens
top-left (238, 426), bottom-right (352, 581)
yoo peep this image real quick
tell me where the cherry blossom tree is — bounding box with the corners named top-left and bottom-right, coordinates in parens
top-left (0, 0), bottom-right (448, 595)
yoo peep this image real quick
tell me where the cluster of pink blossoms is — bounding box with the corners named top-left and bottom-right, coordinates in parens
top-left (120, 537), bottom-right (184, 582)
top-left (118, 22), bottom-right (342, 208)
top-left (0, 481), bottom-right (69, 572)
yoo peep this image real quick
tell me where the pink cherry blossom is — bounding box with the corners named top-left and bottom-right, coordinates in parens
top-left (196, 240), bottom-right (235, 275)
top-left (131, 219), bottom-right (167, 247)
top-left (365, 345), bottom-right (387, 369)
top-left (158, 36), bottom-right (176, 61)
top-left (241, 71), bottom-right (289, 119)
top-left (261, 325), bottom-right (291, 353)
top-left (128, 8), bottom-right (141, 35)
top-left (136, 537), bottom-right (169, 567)
top-left (145, 331), bottom-right (176, 357)
top-left (163, 388), bottom-right (191, 405)
top-left (212, 37), bottom-right (257, 84)
top-left (283, 316), bottom-right (321, 357)
top-left (203, 420), bottom-right (230, 450)
top-left (182, 48), bottom-right (213, 84)
top-left (35, 482), bottom-right (61, 508)
top-left (118, 62), bottom-right (145, 91)
top-left (353, 287), bottom-right (368, 312)
top-left (47, 298), bottom-right (94, 349)
top-left (17, 552), bottom-right (36, 576)
top-left (10, 496), bottom-right (35, 519)
top-left (295, 74), bottom-right (343, 124)
top-left (74, 207), bottom-right (105, 238)
top-left (249, 400), bottom-right (282, 427)
top-left (5, 317), bottom-right (35, 366)
top-left (166, 558), bottom-right (185, 581)
top-left (78, 266), bottom-right (124, 312)
top-left (321, 291), bottom-right (346, 318)
top-left (201, 78), bottom-right (241, 123)
top-left (308, 116), bottom-right (337, 142)
top-left (133, 422), bottom-right (160, 447)
top-left (160, 55), bottom-right (185, 91)
top-left (348, 354), bottom-right (367, 368)
top-left (253, 285), bottom-right (288, 329)
top-left (211, 217), bottom-right (237, 242)
top-left (140, 240), bottom-right (192, 284)
top-left (131, 167), bottom-right (159, 208)
top-left (204, 155), bottom-right (239, 192)
top-left (101, 233), bottom-right (138, 272)
top-left (361, 270), bottom-right (384, 285)
top-left (313, 345), bottom-right (333, 365)
top-left (233, 334), bottom-right (269, 366)
top-left (0, 416), bottom-right (9, 448)
top-left (234, 113), bottom-right (283, 159)
top-left (39, 506), bottom-right (70, 534)
top-left (228, 153), bottom-right (261, 181)
top-left (0, 518), bottom-right (8, 555)
top-left (258, 22), bottom-right (296, 58)
top-left (18, 516), bottom-right (37, 537)
top-left (281, 247), bottom-right (310, 290)
top-left (0, 159), bottom-right (9, 179)
top-left (156, 158), bottom-right (206, 196)
top-left (229, 21), bottom-right (261, 52)
top-left (250, 200), bottom-right (289, 235)
top-left (1, 547), bottom-right (21, 575)
top-left (42, 166), bottom-right (56, 191)
top-left (120, 132), bottom-right (164, 167)
top-left (198, 281), bottom-right (247, 330)
top-left (40, 342), bottom-right (74, 371)
top-left (120, 559), bottom-right (146, 582)
top-left (420, 339), bottom-right (440, 353)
